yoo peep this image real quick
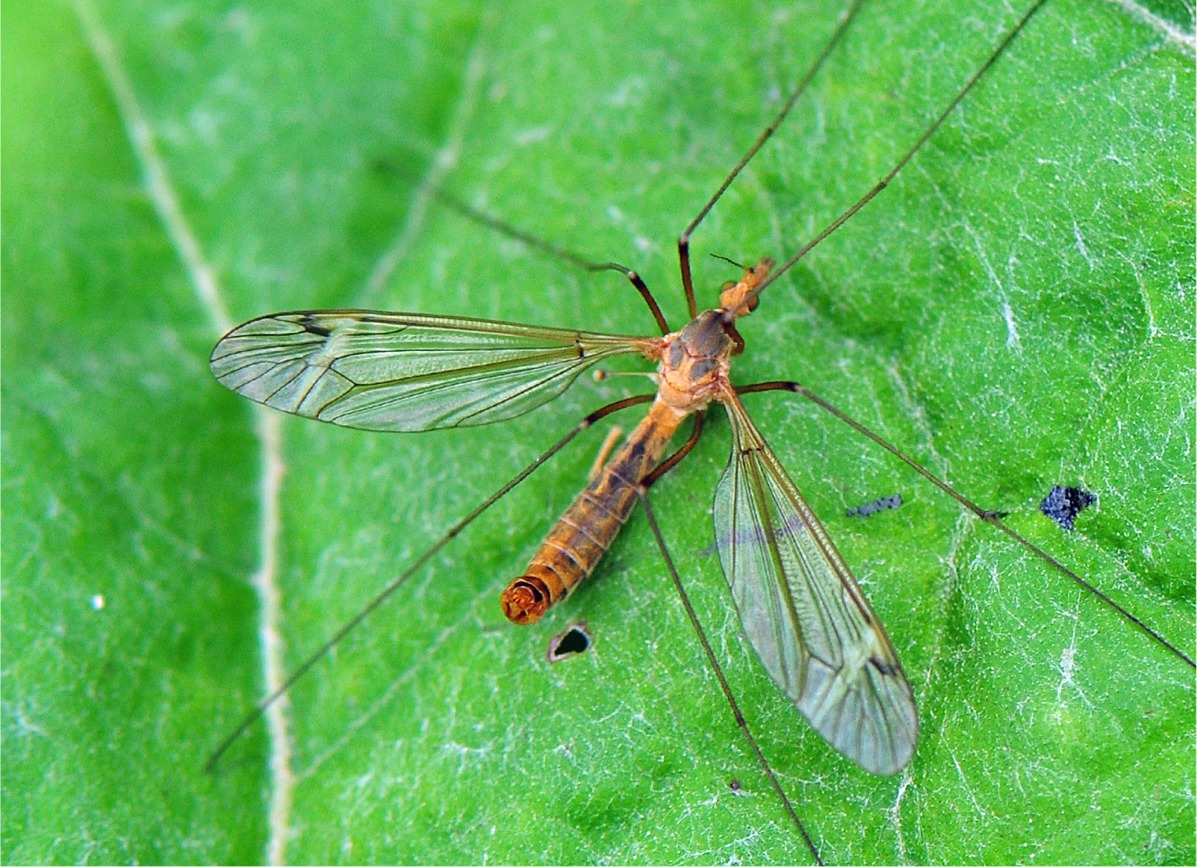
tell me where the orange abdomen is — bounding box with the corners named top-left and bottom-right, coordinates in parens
top-left (501, 400), bottom-right (685, 624)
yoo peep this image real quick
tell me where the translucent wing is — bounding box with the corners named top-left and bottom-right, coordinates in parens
top-left (210, 310), bottom-right (649, 432)
top-left (714, 394), bottom-right (917, 775)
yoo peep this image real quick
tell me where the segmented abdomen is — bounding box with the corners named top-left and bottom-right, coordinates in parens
top-left (501, 400), bottom-right (685, 624)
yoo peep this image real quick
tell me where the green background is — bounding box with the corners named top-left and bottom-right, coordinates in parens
top-left (4, 0), bottom-right (1194, 863)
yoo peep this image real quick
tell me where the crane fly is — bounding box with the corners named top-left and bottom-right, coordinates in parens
top-left (206, 0), bottom-right (1194, 861)
top-left (212, 254), bottom-right (918, 782)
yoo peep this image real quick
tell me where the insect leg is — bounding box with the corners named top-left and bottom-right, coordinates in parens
top-left (430, 185), bottom-right (671, 334)
top-left (745, 0), bottom-right (1050, 308)
top-left (676, 0), bottom-right (866, 319)
top-left (205, 393), bottom-right (657, 771)
top-left (637, 488), bottom-right (823, 865)
top-left (587, 425), bottom-right (625, 483)
top-left (735, 379), bottom-right (1196, 669)
top-left (642, 411), bottom-right (704, 487)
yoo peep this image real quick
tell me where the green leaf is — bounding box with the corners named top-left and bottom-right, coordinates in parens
top-left (4, 0), bottom-right (1193, 863)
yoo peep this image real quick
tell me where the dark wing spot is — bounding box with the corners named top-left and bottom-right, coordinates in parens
top-left (299, 314), bottom-right (332, 338)
top-left (869, 656), bottom-right (901, 677)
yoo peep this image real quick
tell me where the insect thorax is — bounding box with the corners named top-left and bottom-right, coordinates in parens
top-left (656, 309), bottom-right (735, 414)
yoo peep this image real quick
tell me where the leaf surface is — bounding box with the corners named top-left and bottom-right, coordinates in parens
top-left (4, 0), bottom-right (1193, 863)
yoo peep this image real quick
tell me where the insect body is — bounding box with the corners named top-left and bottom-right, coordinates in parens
top-left (212, 254), bottom-right (917, 777)
top-left (204, 0), bottom-right (1193, 860)
top-left (499, 258), bottom-right (917, 774)
top-left (499, 266), bottom-right (761, 625)
top-left (500, 396), bottom-right (681, 624)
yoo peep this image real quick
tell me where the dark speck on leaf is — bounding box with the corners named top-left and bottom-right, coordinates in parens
top-left (846, 493), bottom-right (903, 518)
top-left (1040, 485), bottom-right (1097, 531)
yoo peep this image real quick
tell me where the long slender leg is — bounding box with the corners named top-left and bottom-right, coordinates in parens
top-left (205, 393), bottom-right (657, 771)
top-left (643, 411), bottom-right (704, 487)
top-left (676, 0), bottom-right (867, 318)
top-left (588, 425), bottom-right (625, 483)
top-left (736, 379), bottom-right (1195, 669)
top-left (631, 411), bottom-right (820, 860)
top-left (637, 488), bottom-right (823, 866)
top-left (741, 0), bottom-right (1050, 310)
top-left (431, 185), bottom-right (671, 334)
